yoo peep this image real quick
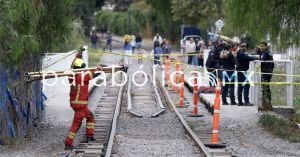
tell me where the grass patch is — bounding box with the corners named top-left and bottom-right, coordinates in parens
top-left (259, 113), bottom-right (300, 142)
top-left (88, 52), bottom-right (101, 67)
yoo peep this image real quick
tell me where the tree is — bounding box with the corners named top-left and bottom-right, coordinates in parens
top-left (170, 0), bottom-right (221, 41)
top-left (0, 0), bottom-right (74, 65)
top-left (74, 0), bottom-right (105, 36)
top-left (171, 0), bottom-right (219, 25)
top-left (225, 0), bottom-right (300, 49)
top-left (145, 0), bottom-right (180, 41)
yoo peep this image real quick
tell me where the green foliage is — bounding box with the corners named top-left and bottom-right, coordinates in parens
top-left (259, 113), bottom-right (300, 142)
top-left (53, 19), bottom-right (88, 52)
top-left (171, 0), bottom-right (219, 25)
top-left (96, 10), bottom-right (128, 36)
top-left (96, 1), bottom-right (153, 36)
top-left (225, 0), bottom-right (300, 49)
top-left (0, 0), bottom-right (74, 66)
top-left (98, 0), bottom-right (223, 41)
top-left (74, 0), bottom-right (103, 36)
top-left (146, 0), bottom-right (180, 41)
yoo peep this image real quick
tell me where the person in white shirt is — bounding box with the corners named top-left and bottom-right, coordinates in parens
top-left (153, 33), bottom-right (163, 48)
top-left (130, 34), bottom-right (136, 53)
top-left (185, 38), bottom-right (196, 64)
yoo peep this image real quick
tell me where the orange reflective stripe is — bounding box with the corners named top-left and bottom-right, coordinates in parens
top-left (71, 100), bottom-right (88, 104)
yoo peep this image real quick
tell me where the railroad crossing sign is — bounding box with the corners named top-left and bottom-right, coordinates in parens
top-left (215, 19), bottom-right (225, 29)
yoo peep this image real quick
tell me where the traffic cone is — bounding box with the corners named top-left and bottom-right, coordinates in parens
top-left (173, 60), bottom-right (180, 92)
top-left (165, 58), bottom-right (171, 89)
top-left (204, 79), bottom-right (226, 148)
top-left (189, 67), bottom-right (204, 117)
top-left (212, 79), bottom-right (221, 144)
top-left (179, 68), bottom-right (185, 108)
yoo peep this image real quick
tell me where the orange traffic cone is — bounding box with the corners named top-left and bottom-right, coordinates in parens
top-left (212, 79), bottom-right (221, 144)
top-left (165, 58), bottom-right (171, 88)
top-left (173, 60), bottom-right (180, 92)
top-left (179, 68), bottom-right (185, 108)
top-left (189, 67), bottom-right (204, 117)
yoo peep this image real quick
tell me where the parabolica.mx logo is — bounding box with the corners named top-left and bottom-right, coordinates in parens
top-left (41, 65), bottom-right (255, 91)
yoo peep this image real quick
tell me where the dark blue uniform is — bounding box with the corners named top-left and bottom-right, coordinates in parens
top-left (236, 49), bottom-right (256, 105)
top-left (220, 51), bottom-right (236, 105)
top-left (205, 48), bottom-right (221, 87)
top-left (260, 50), bottom-right (274, 110)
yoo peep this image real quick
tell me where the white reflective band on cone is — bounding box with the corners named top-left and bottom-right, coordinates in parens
top-left (212, 130), bottom-right (219, 134)
top-left (215, 86), bottom-right (221, 90)
top-left (214, 110), bottom-right (220, 113)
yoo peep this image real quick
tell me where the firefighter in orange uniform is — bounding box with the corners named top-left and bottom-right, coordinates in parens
top-left (64, 57), bottom-right (103, 150)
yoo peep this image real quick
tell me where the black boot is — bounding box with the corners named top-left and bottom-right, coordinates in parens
top-left (238, 101), bottom-right (244, 106)
top-left (222, 101), bottom-right (229, 105)
top-left (88, 137), bottom-right (96, 141)
top-left (82, 137), bottom-right (96, 143)
top-left (231, 101), bottom-right (237, 105)
top-left (244, 102), bottom-right (254, 106)
top-left (64, 144), bottom-right (77, 150)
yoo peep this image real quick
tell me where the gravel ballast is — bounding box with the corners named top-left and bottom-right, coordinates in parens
top-left (166, 73), bottom-right (300, 157)
top-left (112, 62), bottom-right (203, 157)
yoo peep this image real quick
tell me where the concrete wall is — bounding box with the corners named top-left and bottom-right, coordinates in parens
top-left (0, 47), bottom-right (88, 145)
top-left (0, 54), bottom-right (43, 145)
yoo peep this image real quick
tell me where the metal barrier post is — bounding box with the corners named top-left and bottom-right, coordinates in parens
top-left (286, 61), bottom-right (294, 108)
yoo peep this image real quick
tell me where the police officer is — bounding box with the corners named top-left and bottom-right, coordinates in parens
top-left (257, 41), bottom-right (274, 110)
top-left (236, 42), bottom-right (257, 106)
top-left (220, 44), bottom-right (236, 105)
top-left (205, 43), bottom-right (224, 87)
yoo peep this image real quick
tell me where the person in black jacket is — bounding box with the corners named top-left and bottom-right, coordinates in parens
top-left (206, 43), bottom-right (225, 87)
top-left (236, 42), bottom-right (258, 106)
top-left (220, 44), bottom-right (236, 105)
top-left (257, 42), bottom-right (274, 110)
top-left (90, 31), bottom-right (98, 49)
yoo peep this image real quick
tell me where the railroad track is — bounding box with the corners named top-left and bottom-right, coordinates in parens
top-left (72, 61), bottom-right (234, 157)
top-left (73, 75), bottom-right (125, 157)
top-left (155, 64), bottom-right (235, 157)
top-left (127, 74), bottom-right (165, 118)
top-left (111, 63), bottom-right (212, 156)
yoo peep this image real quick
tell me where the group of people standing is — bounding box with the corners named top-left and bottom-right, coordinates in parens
top-left (90, 27), bottom-right (112, 52)
top-left (206, 41), bottom-right (274, 109)
top-left (123, 33), bottom-right (144, 64)
top-left (181, 38), bottom-right (206, 66)
top-left (153, 33), bottom-right (172, 65)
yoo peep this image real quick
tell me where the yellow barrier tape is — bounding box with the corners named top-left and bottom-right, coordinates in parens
top-left (91, 50), bottom-right (203, 56)
top-left (89, 49), bottom-right (300, 79)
